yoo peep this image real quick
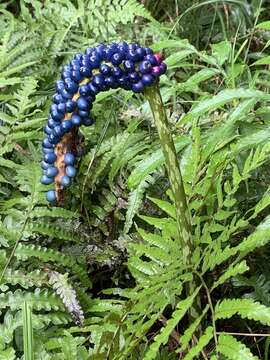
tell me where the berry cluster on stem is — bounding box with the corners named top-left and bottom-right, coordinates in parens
top-left (41, 42), bottom-right (167, 204)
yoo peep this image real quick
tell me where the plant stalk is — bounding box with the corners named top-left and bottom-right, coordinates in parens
top-left (144, 82), bottom-right (193, 262)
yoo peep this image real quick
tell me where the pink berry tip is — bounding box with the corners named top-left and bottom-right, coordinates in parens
top-left (154, 52), bottom-right (164, 64)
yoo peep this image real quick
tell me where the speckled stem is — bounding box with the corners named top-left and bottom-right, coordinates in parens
top-left (145, 82), bottom-right (192, 261)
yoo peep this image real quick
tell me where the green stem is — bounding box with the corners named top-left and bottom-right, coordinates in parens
top-left (144, 82), bottom-right (193, 262)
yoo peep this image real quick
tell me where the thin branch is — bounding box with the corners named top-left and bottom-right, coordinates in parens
top-left (216, 332), bottom-right (270, 337)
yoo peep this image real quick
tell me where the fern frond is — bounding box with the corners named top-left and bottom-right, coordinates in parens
top-left (84, 0), bottom-right (154, 37)
top-left (128, 135), bottom-right (189, 189)
top-left (0, 289), bottom-right (65, 312)
top-left (2, 269), bottom-right (47, 289)
top-left (15, 244), bottom-right (91, 288)
top-left (182, 326), bottom-right (213, 360)
top-left (216, 333), bottom-right (259, 359)
top-left (48, 271), bottom-right (84, 325)
top-left (30, 206), bottom-right (79, 219)
top-left (27, 222), bottom-right (76, 242)
top-left (215, 298), bottom-right (270, 326)
top-left (124, 175), bottom-right (155, 234)
top-left (144, 290), bottom-right (200, 360)
top-left (178, 306), bottom-right (209, 353)
top-left (211, 261), bottom-right (249, 290)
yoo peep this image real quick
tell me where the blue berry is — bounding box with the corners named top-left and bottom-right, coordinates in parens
top-left (135, 47), bottom-right (146, 59)
top-left (118, 41), bottom-right (128, 49)
top-left (71, 63), bottom-right (81, 72)
top-left (57, 103), bottom-right (66, 114)
top-left (138, 60), bottom-right (151, 74)
top-left (44, 152), bottom-right (56, 164)
top-left (65, 80), bottom-right (78, 94)
top-left (95, 44), bottom-right (106, 57)
top-left (80, 66), bottom-right (91, 77)
top-left (127, 49), bottom-right (138, 62)
top-left (41, 161), bottom-right (51, 170)
top-left (89, 54), bottom-right (100, 68)
top-left (50, 109), bottom-right (63, 121)
top-left (111, 52), bottom-right (123, 65)
top-left (53, 125), bottom-right (63, 137)
top-left (77, 97), bottom-right (89, 111)
top-left (118, 76), bottom-right (130, 87)
top-left (43, 147), bottom-right (54, 154)
top-left (46, 166), bottom-right (58, 178)
top-left (79, 84), bottom-right (90, 96)
top-left (56, 81), bottom-right (65, 92)
top-left (53, 94), bottom-right (65, 104)
top-left (141, 74), bottom-right (154, 86)
top-left (70, 59), bottom-right (80, 67)
top-left (81, 57), bottom-right (90, 67)
top-left (66, 100), bottom-right (76, 112)
top-left (132, 81), bottom-right (144, 93)
top-left (71, 114), bottom-right (82, 126)
top-left (82, 117), bottom-right (95, 126)
top-left (46, 190), bottom-right (57, 203)
top-left (50, 104), bottom-right (58, 112)
top-left (44, 125), bottom-right (53, 135)
top-left (92, 74), bottom-right (105, 89)
top-left (100, 64), bottom-right (111, 75)
top-left (51, 110), bottom-right (63, 121)
top-left (95, 44), bottom-right (106, 58)
top-left (117, 42), bottom-right (128, 55)
top-left (145, 47), bottom-right (153, 55)
top-left (41, 175), bottom-right (54, 185)
top-left (61, 120), bottom-right (73, 133)
top-left (159, 62), bottom-right (167, 74)
top-left (42, 138), bottom-right (54, 149)
top-left (61, 175), bottom-right (71, 187)
top-left (104, 76), bottom-right (117, 88)
top-left (128, 72), bottom-right (140, 83)
top-left (112, 67), bottom-right (123, 77)
top-left (123, 60), bottom-right (135, 72)
top-left (85, 47), bottom-right (94, 56)
top-left (62, 70), bottom-right (71, 79)
top-left (61, 89), bottom-right (73, 99)
top-left (48, 117), bottom-right (58, 129)
top-left (88, 83), bottom-right (99, 95)
top-left (78, 110), bottom-right (89, 118)
top-left (128, 43), bottom-right (137, 51)
top-left (71, 70), bottom-right (82, 82)
top-left (145, 54), bottom-right (158, 65)
top-left (64, 153), bottom-right (75, 165)
top-left (74, 53), bottom-right (83, 62)
top-left (66, 166), bottom-right (77, 177)
top-left (48, 133), bottom-right (60, 144)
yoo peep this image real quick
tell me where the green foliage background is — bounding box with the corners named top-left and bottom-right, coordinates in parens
top-left (0, 0), bottom-right (270, 359)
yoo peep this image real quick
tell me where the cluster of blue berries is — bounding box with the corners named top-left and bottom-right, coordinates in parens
top-left (41, 42), bottom-right (167, 204)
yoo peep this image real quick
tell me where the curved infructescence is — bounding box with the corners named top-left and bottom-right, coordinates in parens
top-left (41, 42), bottom-right (167, 204)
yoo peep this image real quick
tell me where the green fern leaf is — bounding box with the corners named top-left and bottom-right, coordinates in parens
top-left (15, 244), bottom-right (91, 288)
top-left (30, 207), bottom-right (79, 219)
top-left (147, 196), bottom-right (176, 219)
top-left (0, 289), bottom-right (65, 312)
top-left (48, 271), bottom-right (84, 325)
top-left (182, 326), bottom-right (213, 360)
top-left (128, 135), bottom-right (189, 188)
top-left (27, 222), bottom-right (76, 242)
top-left (178, 306), bottom-right (209, 353)
top-left (124, 175), bottom-right (155, 234)
top-left (2, 269), bottom-right (47, 288)
top-left (215, 298), bottom-right (270, 326)
top-left (211, 261), bottom-right (249, 290)
top-left (217, 333), bottom-right (259, 359)
top-left (143, 289), bottom-right (200, 360)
